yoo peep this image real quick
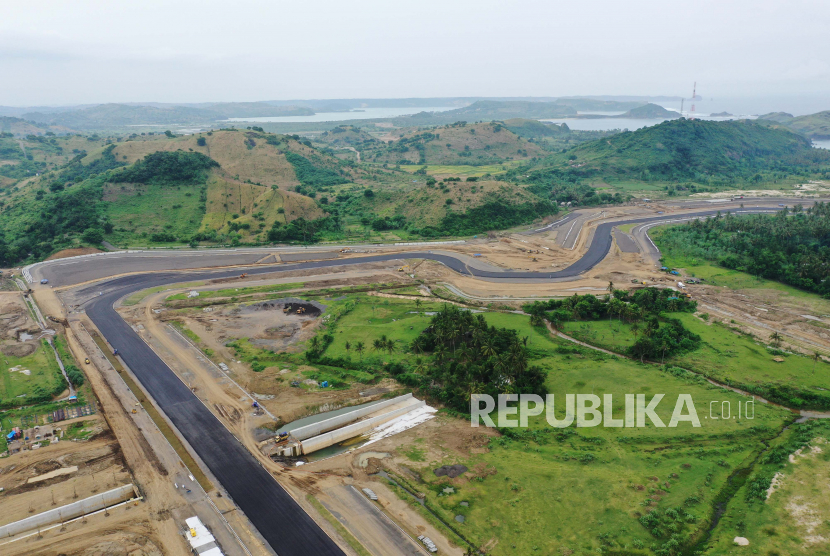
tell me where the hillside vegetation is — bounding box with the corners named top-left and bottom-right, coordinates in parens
top-left (0, 127), bottom-right (561, 264)
top-left (365, 121), bottom-right (546, 165)
top-left (535, 118), bottom-right (830, 184)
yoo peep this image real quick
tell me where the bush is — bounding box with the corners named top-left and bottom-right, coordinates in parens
top-left (81, 227), bottom-right (104, 245)
top-left (65, 365), bottom-right (85, 387)
top-left (111, 150), bottom-right (218, 184)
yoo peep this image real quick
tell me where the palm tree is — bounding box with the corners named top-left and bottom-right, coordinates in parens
top-left (309, 336), bottom-right (320, 350)
top-left (415, 298), bottom-right (422, 309)
top-left (372, 338), bottom-right (384, 352)
top-left (660, 341), bottom-right (669, 365)
top-left (355, 341), bottom-right (365, 360)
top-left (344, 341), bottom-right (351, 354)
top-left (480, 339), bottom-right (497, 358)
top-left (631, 321), bottom-right (640, 340)
top-left (385, 339), bottom-right (396, 355)
top-left (813, 351), bottom-right (822, 374)
top-left (413, 357), bottom-right (429, 374)
top-left (769, 332), bottom-right (782, 347)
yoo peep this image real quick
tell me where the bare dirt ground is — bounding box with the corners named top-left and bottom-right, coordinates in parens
top-left (0, 295), bottom-right (44, 357)
top-left (0, 417), bottom-right (168, 556)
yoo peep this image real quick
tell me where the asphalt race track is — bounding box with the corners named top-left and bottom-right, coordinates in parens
top-left (52, 202), bottom-right (815, 555)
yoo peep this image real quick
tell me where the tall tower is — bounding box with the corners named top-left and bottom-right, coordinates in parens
top-left (690, 82), bottom-right (697, 119)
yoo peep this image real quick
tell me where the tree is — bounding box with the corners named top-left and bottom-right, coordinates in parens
top-left (372, 338), bottom-right (384, 352)
top-left (769, 332), bottom-right (782, 347)
top-left (355, 341), bottom-right (365, 360)
top-left (196, 137), bottom-right (207, 147)
top-left (344, 341), bottom-right (351, 354)
top-left (81, 227), bottom-right (104, 245)
top-left (813, 351), bottom-right (822, 374)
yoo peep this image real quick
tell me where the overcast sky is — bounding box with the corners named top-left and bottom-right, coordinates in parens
top-left (2, 0), bottom-right (829, 107)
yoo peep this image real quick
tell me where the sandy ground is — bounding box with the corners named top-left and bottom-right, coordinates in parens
top-left (0, 416), bottom-right (168, 556)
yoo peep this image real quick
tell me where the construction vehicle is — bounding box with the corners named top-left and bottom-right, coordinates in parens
top-left (131, 408), bottom-right (137, 414)
top-left (239, 273), bottom-right (248, 279)
top-left (190, 527), bottom-right (197, 537)
top-left (297, 306), bottom-right (306, 314)
top-left (84, 358), bottom-right (90, 364)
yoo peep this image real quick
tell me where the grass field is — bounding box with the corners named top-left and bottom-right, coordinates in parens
top-left (561, 313), bottom-right (829, 406)
top-left (0, 339), bottom-right (64, 405)
top-left (397, 162), bottom-right (521, 177)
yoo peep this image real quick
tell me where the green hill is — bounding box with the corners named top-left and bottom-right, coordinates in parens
top-left (544, 118), bottom-right (829, 182)
top-left (757, 112), bottom-right (795, 123)
top-left (0, 127), bottom-right (559, 265)
top-left (786, 111), bottom-right (830, 140)
top-left (617, 103), bottom-right (680, 119)
top-left (503, 118), bottom-right (571, 139)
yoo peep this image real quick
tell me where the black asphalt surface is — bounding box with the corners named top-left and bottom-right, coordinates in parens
top-left (75, 202), bottom-right (811, 555)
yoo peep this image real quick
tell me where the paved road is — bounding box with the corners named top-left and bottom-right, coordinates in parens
top-left (43, 198), bottom-right (826, 556)
top-left (84, 272), bottom-right (346, 556)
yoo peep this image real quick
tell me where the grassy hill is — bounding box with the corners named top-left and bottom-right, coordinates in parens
top-left (315, 125), bottom-right (377, 148)
top-left (503, 118), bottom-right (571, 139)
top-left (0, 127), bottom-right (560, 264)
top-left (364, 121), bottom-right (546, 165)
top-left (617, 103), bottom-right (680, 119)
top-left (786, 110), bottom-right (830, 140)
top-left (539, 118), bottom-right (829, 183)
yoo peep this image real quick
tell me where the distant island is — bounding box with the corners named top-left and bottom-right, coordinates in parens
top-left (710, 111), bottom-right (733, 117)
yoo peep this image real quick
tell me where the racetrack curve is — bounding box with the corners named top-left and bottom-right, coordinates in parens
top-left (70, 203), bottom-right (807, 555)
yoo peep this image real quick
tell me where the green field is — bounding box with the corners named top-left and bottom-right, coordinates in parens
top-left (1, 339), bottom-right (65, 406)
top-left (561, 313), bottom-right (830, 409)
top-left (702, 419), bottom-right (830, 555)
top-left (397, 162), bottom-right (522, 177)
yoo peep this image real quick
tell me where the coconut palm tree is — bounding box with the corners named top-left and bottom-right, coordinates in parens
top-left (355, 341), bottom-right (365, 360)
top-left (769, 332), bottom-right (782, 347)
top-left (813, 351), bottom-right (822, 374)
top-left (344, 341), bottom-right (351, 354)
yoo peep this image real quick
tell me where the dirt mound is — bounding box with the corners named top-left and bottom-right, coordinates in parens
top-left (45, 247), bottom-right (103, 260)
top-left (241, 297), bottom-right (326, 317)
top-left (434, 464), bottom-right (468, 478)
top-left (1, 342), bottom-right (36, 357)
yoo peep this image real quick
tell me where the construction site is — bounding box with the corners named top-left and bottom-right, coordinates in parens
top-left (1, 194), bottom-right (829, 556)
